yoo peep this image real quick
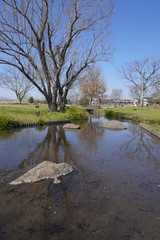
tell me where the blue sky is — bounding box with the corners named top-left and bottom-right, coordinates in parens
top-left (103, 0), bottom-right (160, 98)
top-left (0, 0), bottom-right (160, 99)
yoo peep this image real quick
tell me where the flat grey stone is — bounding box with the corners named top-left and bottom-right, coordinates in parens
top-left (63, 123), bottom-right (80, 129)
top-left (10, 161), bottom-right (73, 185)
top-left (101, 120), bottom-right (127, 130)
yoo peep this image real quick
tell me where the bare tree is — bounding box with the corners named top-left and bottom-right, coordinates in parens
top-left (0, 69), bottom-right (33, 104)
top-left (80, 65), bottom-right (107, 104)
top-left (121, 57), bottom-right (160, 106)
top-left (0, 0), bottom-right (113, 111)
top-left (110, 88), bottom-right (122, 102)
top-left (67, 90), bottom-right (79, 105)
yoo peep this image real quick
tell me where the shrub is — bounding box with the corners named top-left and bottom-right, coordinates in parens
top-left (66, 105), bottom-right (88, 120)
top-left (28, 96), bottom-right (34, 104)
top-left (104, 110), bottom-right (125, 120)
top-left (37, 118), bottom-right (46, 126)
top-left (104, 110), bottom-right (117, 119)
top-left (0, 117), bottom-right (21, 129)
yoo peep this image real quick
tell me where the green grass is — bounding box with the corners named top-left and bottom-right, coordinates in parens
top-left (102, 106), bottom-right (160, 131)
top-left (0, 104), bottom-right (87, 129)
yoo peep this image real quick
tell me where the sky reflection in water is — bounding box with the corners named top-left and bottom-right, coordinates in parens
top-left (0, 117), bottom-right (160, 240)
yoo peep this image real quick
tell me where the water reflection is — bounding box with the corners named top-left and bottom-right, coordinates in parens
top-left (2, 125), bottom-right (87, 186)
top-left (1, 118), bottom-right (160, 239)
top-left (0, 127), bottom-right (48, 170)
top-left (120, 124), bottom-right (160, 169)
top-left (0, 128), bottom-right (22, 139)
top-left (18, 125), bottom-right (73, 167)
top-left (78, 117), bottom-right (104, 153)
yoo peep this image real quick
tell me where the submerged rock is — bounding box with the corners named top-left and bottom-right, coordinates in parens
top-left (101, 120), bottom-right (127, 130)
top-left (10, 161), bottom-right (73, 185)
top-left (63, 123), bottom-right (80, 129)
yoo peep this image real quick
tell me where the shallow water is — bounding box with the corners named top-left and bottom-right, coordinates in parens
top-left (0, 117), bottom-right (160, 240)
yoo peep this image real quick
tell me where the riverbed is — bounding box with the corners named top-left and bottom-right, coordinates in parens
top-left (0, 117), bottom-right (160, 239)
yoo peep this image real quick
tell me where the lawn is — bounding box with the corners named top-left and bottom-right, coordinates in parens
top-left (103, 105), bottom-right (160, 131)
top-left (0, 103), bottom-right (87, 129)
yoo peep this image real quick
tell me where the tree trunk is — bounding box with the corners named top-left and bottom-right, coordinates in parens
top-left (46, 88), bottom-right (58, 112)
top-left (139, 78), bottom-right (144, 107)
top-left (48, 102), bottom-right (57, 112)
top-left (47, 97), bottom-right (57, 112)
top-left (59, 97), bottom-right (65, 111)
top-left (140, 88), bottom-right (144, 107)
top-left (16, 93), bottom-right (22, 104)
top-left (58, 88), bottom-right (68, 111)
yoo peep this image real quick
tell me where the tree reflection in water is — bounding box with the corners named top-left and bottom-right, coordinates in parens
top-left (1, 119), bottom-right (160, 239)
top-left (120, 124), bottom-right (160, 169)
top-left (16, 125), bottom-right (84, 171)
top-left (0, 125), bottom-right (87, 238)
top-left (78, 117), bottom-right (104, 154)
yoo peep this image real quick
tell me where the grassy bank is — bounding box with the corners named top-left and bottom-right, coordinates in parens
top-left (0, 104), bottom-right (87, 129)
top-left (103, 106), bottom-right (160, 131)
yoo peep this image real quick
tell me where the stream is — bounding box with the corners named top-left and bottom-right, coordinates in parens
top-left (0, 116), bottom-right (160, 239)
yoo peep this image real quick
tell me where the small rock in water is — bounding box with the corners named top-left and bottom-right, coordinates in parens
top-left (101, 120), bottom-right (127, 130)
top-left (63, 123), bottom-right (80, 129)
top-left (10, 161), bottom-right (73, 185)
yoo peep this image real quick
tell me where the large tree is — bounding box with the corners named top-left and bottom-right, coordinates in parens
top-left (0, 0), bottom-right (113, 111)
top-left (80, 65), bottom-right (107, 104)
top-left (121, 57), bottom-right (160, 106)
top-left (0, 68), bottom-right (33, 104)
